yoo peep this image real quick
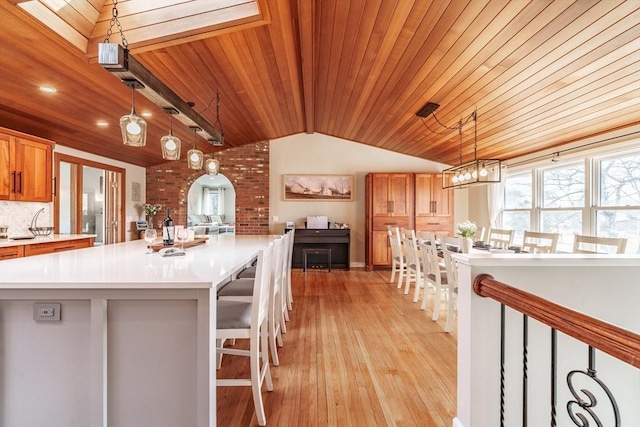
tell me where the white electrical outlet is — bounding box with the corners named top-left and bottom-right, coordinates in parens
top-left (34, 303), bottom-right (61, 321)
top-left (273, 216), bottom-right (279, 222)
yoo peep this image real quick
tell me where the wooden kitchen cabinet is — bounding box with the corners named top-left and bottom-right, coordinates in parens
top-left (365, 173), bottom-right (414, 270)
top-left (365, 172), bottom-right (453, 270)
top-left (0, 236), bottom-right (94, 261)
top-left (0, 127), bottom-right (54, 202)
top-left (0, 245), bottom-right (24, 260)
top-left (24, 237), bottom-right (93, 257)
top-left (415, 173), bottom-right (453, 233)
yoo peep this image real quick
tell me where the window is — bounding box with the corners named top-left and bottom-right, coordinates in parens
top-left (502, 172), bottom-right (532, 243)
top-left (502, 146), bottom-right (639, 253)
top-left (207, 192), bottom-right (219, 215)
top-left (594, 152), bottom-right (640, 253)
top-left (540, 163), bottom-right (585, 251)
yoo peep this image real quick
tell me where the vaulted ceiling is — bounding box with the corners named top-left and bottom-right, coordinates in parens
top-left (1, 0), bottom-right (638, 168)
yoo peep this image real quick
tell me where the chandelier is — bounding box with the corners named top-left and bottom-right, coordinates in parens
top-left (98, 0), bottom-right (223, 145)
top-left (416, 102), bottom-right (501, 189)
top-left (204, 91), bottom-right (223, 175)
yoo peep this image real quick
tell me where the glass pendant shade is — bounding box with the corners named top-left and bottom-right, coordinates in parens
top-left (120, 82), bottom-right (147, 146)
top-left (205, 158), bottom-right (219, 175)
top-left (161, 135), bottom-right (181, 160)
top-left (161, 110), bottom-right (181, 160)
top-left (120, 112), bottom-right (147, 146)
top-left (187, 148), bottom-right (203, 169)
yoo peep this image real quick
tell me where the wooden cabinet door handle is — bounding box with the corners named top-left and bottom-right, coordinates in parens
top-left (11, 171), bottom-right (16, 193)
top-left (0, 251), bottom-right (19, 259)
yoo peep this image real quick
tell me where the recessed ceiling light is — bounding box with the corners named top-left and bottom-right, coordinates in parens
top-left (141, 111), bottom-right (152, 117)
top-left (96, 121), bottom-right (109, 127)
top-left (40, 86), bottom-right (57, 93)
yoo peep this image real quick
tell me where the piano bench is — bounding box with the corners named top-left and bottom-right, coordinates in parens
top-left (303, 248), bottom-right (332, 272)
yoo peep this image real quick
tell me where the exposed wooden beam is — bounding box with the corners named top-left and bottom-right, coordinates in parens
top-left (296, 0), bottom-right (315, 134)
top-left (98, 43), bottom-right (226, 145)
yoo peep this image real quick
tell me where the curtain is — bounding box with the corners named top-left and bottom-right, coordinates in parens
top-left (487, 165), bottom-right (508, 228)
top-left (202, 188), bottom-right (211, 215)
top-left (217, 188), bottom-right (225, 216)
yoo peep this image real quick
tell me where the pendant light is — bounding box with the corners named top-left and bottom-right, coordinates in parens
top-left (440, 109), bottom-right (501, 189)
top-left (120, 79), bottom-right (147, 146)
top-left (205, 155), bottom-right (220, 175)
top-left (160, 108), bottom-right (181, 160)
top-left (187, 126), bottom-right (204, 169)
top-left (204, 91), bottom-right (223, 175)
top-left (415, 102), bottom-right (502, 189)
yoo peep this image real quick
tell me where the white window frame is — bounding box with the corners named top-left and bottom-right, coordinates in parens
top-left (501, 142), bottom-right (639, 252)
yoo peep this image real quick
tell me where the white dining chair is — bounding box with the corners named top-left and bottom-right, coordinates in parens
top-left (401, 234), bottom-right (423, 300)
top-left (487, 228), bottom-right (515, 249)
top-left (387, 226), bottom-right (406, 287)
top-left (416, 230), bottom-right (437, 244)
top-left (418, 240), bottom-right (448, 319)
top-left (476, 226), bottom-right (487, 242)
top-left (522, 231), bottom-right (559, 253)
top-left (573, 234), bottom-right (627, 254)
top-left (441, 236), bottom-right (461, 333)
top-left (216, 243), bottom-right (273, 426)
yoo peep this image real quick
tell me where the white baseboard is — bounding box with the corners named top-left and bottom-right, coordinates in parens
top-left (453, 417), bottom-right (465, 427)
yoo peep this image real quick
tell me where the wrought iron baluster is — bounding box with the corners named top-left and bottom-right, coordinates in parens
top-left (500, 303), bottom-right (505, 427)
top-left (551, 328), bottom-right (557, 427)
top-left (523, 314), bottom-right (528, 427)
top-left (566, 346), bottom-right (621, 427)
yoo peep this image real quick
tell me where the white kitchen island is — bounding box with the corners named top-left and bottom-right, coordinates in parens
top-left (0, 234), bottom-right (275, 427)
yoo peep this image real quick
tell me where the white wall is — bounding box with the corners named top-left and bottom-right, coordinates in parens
top-left (269, 133), bottom-right (450, 266)
top-left (55, 145), bottom-right (146, 241)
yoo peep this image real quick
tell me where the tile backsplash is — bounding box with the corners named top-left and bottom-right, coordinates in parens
top-left (0, 201), bottom-right (52, 237)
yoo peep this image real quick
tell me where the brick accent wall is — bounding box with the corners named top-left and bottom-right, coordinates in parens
top-left (146, 141), bottom-right (270, 235)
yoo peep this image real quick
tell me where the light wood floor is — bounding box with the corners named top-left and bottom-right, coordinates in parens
top-left (217, 268), bottom-right (457, 426)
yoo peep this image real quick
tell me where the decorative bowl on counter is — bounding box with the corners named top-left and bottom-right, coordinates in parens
top-left (29, 208), bottom-right (53, 237)
top-left (29, 226), bottom-right (54, 237)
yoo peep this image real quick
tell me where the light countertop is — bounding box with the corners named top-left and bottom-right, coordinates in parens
top-left (0, 234), bottom-right (276, 290)
top-left (0, 234), bottom-right (95, 248)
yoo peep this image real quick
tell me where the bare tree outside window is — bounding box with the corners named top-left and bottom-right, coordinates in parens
top-left (597, 153), bottom-right (640, 252)
top-left (501, 148), bottom-right (640, 253)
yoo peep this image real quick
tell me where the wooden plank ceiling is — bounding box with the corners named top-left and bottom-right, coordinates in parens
top-left (0, 0), bottom-right (638, 168)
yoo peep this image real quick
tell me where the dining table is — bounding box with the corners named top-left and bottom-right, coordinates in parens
top-left (0, 233), bottom-right (276, 427)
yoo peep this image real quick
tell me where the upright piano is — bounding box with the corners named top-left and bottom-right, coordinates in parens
top-left (292, 228), bottom-right (350, 270)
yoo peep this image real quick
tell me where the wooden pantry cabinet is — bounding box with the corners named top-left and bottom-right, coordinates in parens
top-left (365, 172), bottom-right (453, 270)
top-left (414, 173), bottom-right (453, 234)
top-left (0, 127), bottom-right (54, 202)
top-left (365, 173), bottom-right (414, 269)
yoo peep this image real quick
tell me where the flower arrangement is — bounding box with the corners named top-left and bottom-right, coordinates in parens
top-left (456, 220), bottom-right (477, 238)
top-left (143, 203), bottom-right (162, 219)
